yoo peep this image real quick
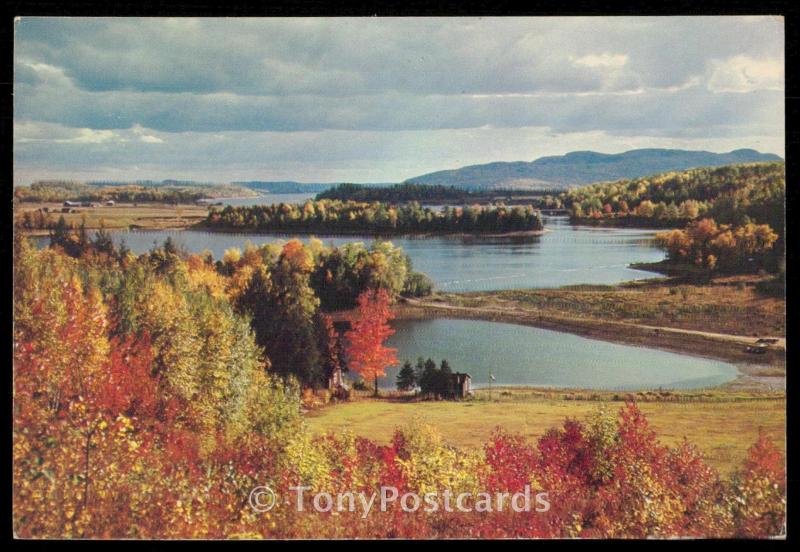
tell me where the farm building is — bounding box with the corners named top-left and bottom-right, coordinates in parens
top-left (450, 372), bottom-right (472, 398)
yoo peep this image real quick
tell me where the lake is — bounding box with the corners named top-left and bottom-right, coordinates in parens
top-left (47, 216), bottom-right (665, 291)
top-left (379, 318), bottom-right (739, 390)
top-left (200, 192), bottom-right (318, 207)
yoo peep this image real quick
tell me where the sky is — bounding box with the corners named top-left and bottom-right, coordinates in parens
top-left (13, 16), bottom-right (785, 186)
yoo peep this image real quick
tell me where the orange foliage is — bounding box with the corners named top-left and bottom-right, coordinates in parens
top-left (344, 289), bottom-right (398, 391)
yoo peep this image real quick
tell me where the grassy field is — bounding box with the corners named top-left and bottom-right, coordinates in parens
top-left (434, 276), bottom-right (785, 337)
top-left (15, 202), bottom-right (210, 232)
top-left (306, 392), bottom-right (785, 475)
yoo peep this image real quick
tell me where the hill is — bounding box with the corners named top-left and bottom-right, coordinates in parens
top-left (564, 161), bottom-right (785, 232)
top-left (404, 148), bottom-right (782, 190)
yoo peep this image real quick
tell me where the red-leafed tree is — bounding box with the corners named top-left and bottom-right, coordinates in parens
top-left (102, 331), bottom-right (160, 418)
top-left (345, 289), bottom-right (398, 396)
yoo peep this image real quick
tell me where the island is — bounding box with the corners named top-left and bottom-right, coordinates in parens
top-left (202, 199), bottom-right (545, 235)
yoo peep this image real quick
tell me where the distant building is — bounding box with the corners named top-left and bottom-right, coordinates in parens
top-left (450, 372), bottom-right (472, 398)
top-left (104, 200), bottom-right (115, 206)
top-left (327, 366), bottom-right (350, 399)
top-left (63, 201), bottom-right (81, 207)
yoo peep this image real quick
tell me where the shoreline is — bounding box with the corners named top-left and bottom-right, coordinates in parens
top-left (570, 216), bottom-right (690, 229)
top-left (19, 224), bottom-right (548, 239)
top-left (194, 224), bottom-right (548, 239)
top-left (389, 299), bottom-right (785, 393)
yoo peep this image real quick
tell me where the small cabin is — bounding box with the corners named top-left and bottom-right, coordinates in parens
top-left (327, 366), bottom-right (350, 399)
top-left (450, 372), bottom-right (472, 399)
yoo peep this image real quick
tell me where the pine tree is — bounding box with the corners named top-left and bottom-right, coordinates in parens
top-left (396, 361), bottom-right (417, 391)
top-left (418, 358), bottom-right (440, 396)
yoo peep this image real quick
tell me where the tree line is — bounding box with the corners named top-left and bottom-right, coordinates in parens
top-left (316, 182), bottom-right (565, 204)
top-left (14, 180), bottom-right (249, 204)
top-left (561, 162), bottom-right (784, 233)
top-left (655, 219), bottom-right (779, 273)
top-left (396, 357), bottom-right (464, 398)
top-left (204, 199), bottom-right (544, 234)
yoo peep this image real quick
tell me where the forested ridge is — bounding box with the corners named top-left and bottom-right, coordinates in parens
top-left (315, 182), bottom-right (562, 203)
top-left (563, 162), bottom-right (784, 230)
top-left (403, 148), bottom-right (781, 189)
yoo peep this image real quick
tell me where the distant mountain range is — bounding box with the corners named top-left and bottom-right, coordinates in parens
top-left (403, 148), bottom-right (783, 190)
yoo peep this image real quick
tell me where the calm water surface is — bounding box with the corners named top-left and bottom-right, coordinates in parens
top-left (379, 318), bottom-right (738, 390)
top-left (200, 192), bottom-right (317, 207)
top-left (45, 216), bottom-right (664, 291)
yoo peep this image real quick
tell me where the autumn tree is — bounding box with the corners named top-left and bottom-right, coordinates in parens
top-left (656, 218), bottom-right (778, 272)
top-left (236, 240), bottom-right (324, 387)
top-left (344, 289), bottom-right (398, 396)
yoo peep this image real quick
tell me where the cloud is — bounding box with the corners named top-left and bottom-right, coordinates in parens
top-left (139, 134), bottom-right (164, 144)
top-left (14, 75), bottom-right (782, 135)
top-left (15, 121), bottom-right (119, 144)
top-left (12, 16), bottom-right (784, 183)
top-left (572, 53), bottom-right (629, 68)
top-left (707, 55), bottom-right (784, 93)
top-left (130, 123), bottom-right (165, 143)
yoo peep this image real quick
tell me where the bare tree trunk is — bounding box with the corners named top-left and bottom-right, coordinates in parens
top-left (374, 374), bottom-right (379, 397)
top-left (83, 428), bottom-right (93, 509)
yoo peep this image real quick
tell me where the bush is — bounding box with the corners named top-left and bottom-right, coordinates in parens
top-left (402, 271), bottom-right (434, 297)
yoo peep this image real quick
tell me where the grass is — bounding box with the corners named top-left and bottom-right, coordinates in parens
top-left (436, 276), bottom-right (785, 337)
top-left (15, 202), bottom-right (210, 232)
top-left (306, 393), bottom-right (785, 475)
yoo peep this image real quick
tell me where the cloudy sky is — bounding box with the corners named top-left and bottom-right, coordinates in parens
top-left (13, 16), bottom-right (784, 185)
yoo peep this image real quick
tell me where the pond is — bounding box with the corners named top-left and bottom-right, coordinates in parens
top-left (40, 216), bottom-right (665, 291)
top-left (378, 318), bottom-right (739, 390)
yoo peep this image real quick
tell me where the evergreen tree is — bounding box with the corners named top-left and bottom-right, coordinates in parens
top-left (418, 358), bottom-right (440, 396)
top-left (93, 226), bottom-right (115, 256)
top-left (396, 361), bottom-right (417, 391)
top-left (438, 359), bottom-right (454, 398)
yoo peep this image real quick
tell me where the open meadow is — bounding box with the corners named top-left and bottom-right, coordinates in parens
top-left (306, 390), bottom-right (786, 475)
top-left (14, 202), bottom-right (209, 232)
